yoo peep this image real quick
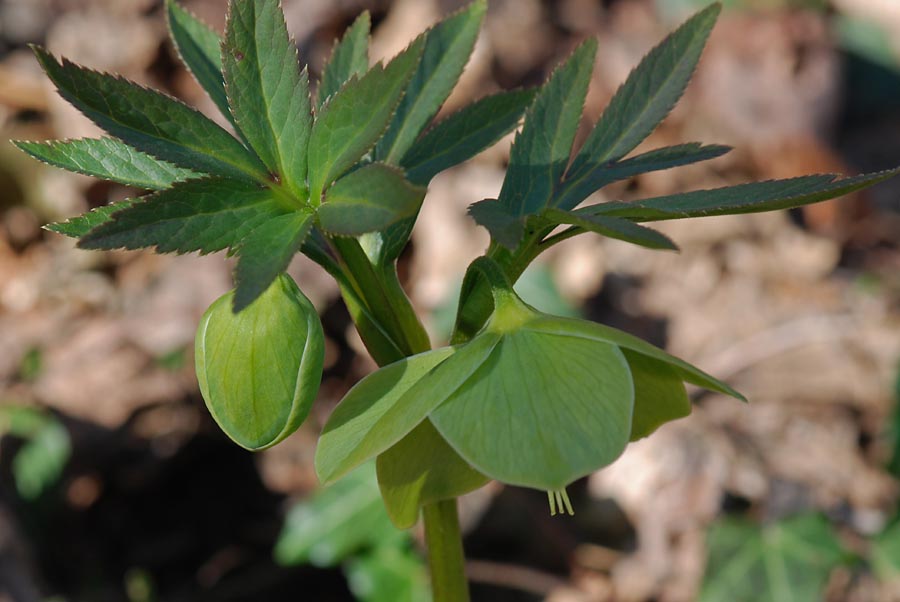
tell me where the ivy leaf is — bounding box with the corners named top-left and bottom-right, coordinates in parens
top-left (33, 47), bottom-right (268, 182)
top-left (316, 334), bottom-right (500, 485)
top-left (587, 168), bottom-right (900, 221)
top-left (376, 0), bottom-right (486, 164)
top-left (233, 211), bottom-right (314, 312)
top-left (46, 199), bottom-right (136, 238)
top-left (308, 38), bottom-right (424, 204)
top-left (318, 163), bottom-right (425, 236)
top-left (623, 350), bottom-right (691, 440)
top-left (700, 515), bottom-right (846, 602)
top-left (14, 137), bottom-right (198, 190)
top-left (542, 207), bottom-right (678, 250)
top-left (317, 11), bottom-right (370, 108)
top-left (165, 0), bottom-right (234, 127)
top-left (376, 420), bottom-right (488, 529)
top-left (78, 178), bottom-right (286, 254)
top-left (400, 88), bottom-right (537, 187)
top-left (497, 39), bottom-right (597, 222)
top-left (556, 143), bottom-right (731, 210)
top-left (223, 0), bottom-right (312, 198)
top-left (567, 4), bottom-right (720, 180)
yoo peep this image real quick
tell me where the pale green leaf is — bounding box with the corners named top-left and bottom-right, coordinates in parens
top-left (165, 0), bottom-right (234, 126)
top-left (587, 168), bottom-right (900, 222)
top-left (700, 515), bottom-right (846, 602)
top-left (14, 137), bottom-right (198, 190)
top-left (317, 11), bottom-right (370, 108)
top-left (376, 420), bottom-right (488, 529)
top-left (223, 0), bottom-right (312, 197)
top-left (430, 330), bottom-right (633, 489)
top-left (233, 210), bottom-right (314, 312)
top-left (556, 143), bottom-right (730, 210)
top-left (346, 546), bottom-right (431, 602)
top-left (542, 207), bottom-right (678, 250)
top-left (308, 38), bottom-right (424, 203)
top-left (567, 4), bottom-right (720, 179)
top-left (623, 350), bottom-right (691, 440)
top-left (872, 521), bottom-right (900, 580)
top-left (34, 47), bottom-right (268, 181)
top-left (376, 0), bottom-right (486, 164)
top-left (318, 163), bottom-right (425, 236)
top-left (78, 178), bottom-right (286, 254)
top-left (497, 39), bottom-right (597, 221)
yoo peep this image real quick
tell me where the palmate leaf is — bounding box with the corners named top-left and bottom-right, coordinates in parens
top-left (555, 142), bottom-right (731, 210)
top-left (587, 168), bottom-right (900, 221)
top-left (542, 207), bottom-right (678, 250)
top-left (700, 515), bottom-right (846, 602)
top-left (233, 210), bottom-right (314, 312)
top-left (33, 47), bottom-right (268, 182)
top-left (15, 137), bottom-right (198, 190)
top-left (78, 178), bottom-right (286, 254)
top-left (317, 11), bottom-right (370, 108)
top-left (223, 0), bottom-right (312, 198)
top-left (498, 39), bottom-right (597, 221)
top-left (318, 163), bottom-right (425, 236)
top-left (165, 0), bottom-right (234, 128)
top-left (376, 0), bottom-right (486, 165)
top-left (307, 38), bottom-right (424, 204)
top-left (566, 4), bottom-right (720, 180)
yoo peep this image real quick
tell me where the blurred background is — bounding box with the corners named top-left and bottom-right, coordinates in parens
top-left (2, 0), bottom-right (900, 600)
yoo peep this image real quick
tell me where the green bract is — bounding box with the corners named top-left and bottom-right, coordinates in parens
top-left (195, 274), bottom-right (325, 450)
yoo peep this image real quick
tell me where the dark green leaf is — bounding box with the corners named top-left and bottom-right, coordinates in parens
top-left (542, 207), bottom-right (678, 250)
top-left (700, 515), bottom-right (846, 602)
top-left (223, 0), bottom-right (312, 197)
top-left (567, 4), bottom-right (720, 180)
top-left (467, 199), bottom-right (525, 249)
top-left (345, 547), bottom-right (431, 602)
top-left (78, 178), bottom-right (285, 254)
top-left (33, 47), bottom-right (267, 181)
top-left (46, 199), bottom-right (136, 238)
top-left (376, 0), bottom-right (486, 164)
top-left (556, 143), bottom-right (730, 210)
top-left (317, 11), bottom-right (370, 108)
top-left (376, 420), bottom-right (488, 529)
top-left (274, 463), bottom-right (403, 567)
top-left (587, 168), bottom-right (900, 221)
top-left (318, 163), bottom-right (425, 236)
top-left (308, 38), bottom-right (424, 203)
top-left (400, 88), bottom-right (537, 187)
top-left (623, 350), bottom-right (691, 440)
top-left (165, 0), bottom-right (234, 126)
top-left (233, 211), bottom-right (314, 312)
top-left (497, 39), bottom-right (597, 222)
top-left (14, 137), bottom-right (198, 190)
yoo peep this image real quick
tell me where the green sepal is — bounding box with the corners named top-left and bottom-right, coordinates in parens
top-left (567, 4), bottom-right (720, 176)
top-left (376, 420), bottom-right (489, 529)
top-left (32, 46), bottom-right (268, 182)
top-left (14, 137), bottom-right (198, 190)
top-left (77, 178), bottom-right (286, 254)
top-left (318, 163), bottom-right (426, 236)
top-left (165, 0), bottom-right (234, 127)
top-left (308, 37), bottom-right (424, 204)
top-left (317, 11), bottom-right (370, 108)
top-left (233, 210), bottom-right (315, 312)
top-left (376, 0), bottom-right (486, 164)
top-left (623, 350), bottom-right (691, 440)
top-left (195, 273), bottom-right (325, 450)
top-left (222, 0), bottom-right (312, 197)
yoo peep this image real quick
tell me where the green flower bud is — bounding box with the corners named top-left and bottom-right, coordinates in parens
top-left (195, 273), bottom-right (325, 451)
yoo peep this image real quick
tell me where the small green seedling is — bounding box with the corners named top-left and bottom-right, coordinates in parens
top-left (15, 0), bottom-right (898, 599)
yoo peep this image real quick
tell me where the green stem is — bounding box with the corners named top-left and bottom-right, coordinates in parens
top-left (423, 499), bottom-right (470, 602)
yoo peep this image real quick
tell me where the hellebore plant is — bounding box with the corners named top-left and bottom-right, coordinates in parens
top-left (15, 0), bottom-right (899, 599)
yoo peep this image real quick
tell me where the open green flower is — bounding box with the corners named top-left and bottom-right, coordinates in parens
top-left (196, 273), bottom-right (325, 451)
top-left (316, 257), bottom-right (743, 499)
